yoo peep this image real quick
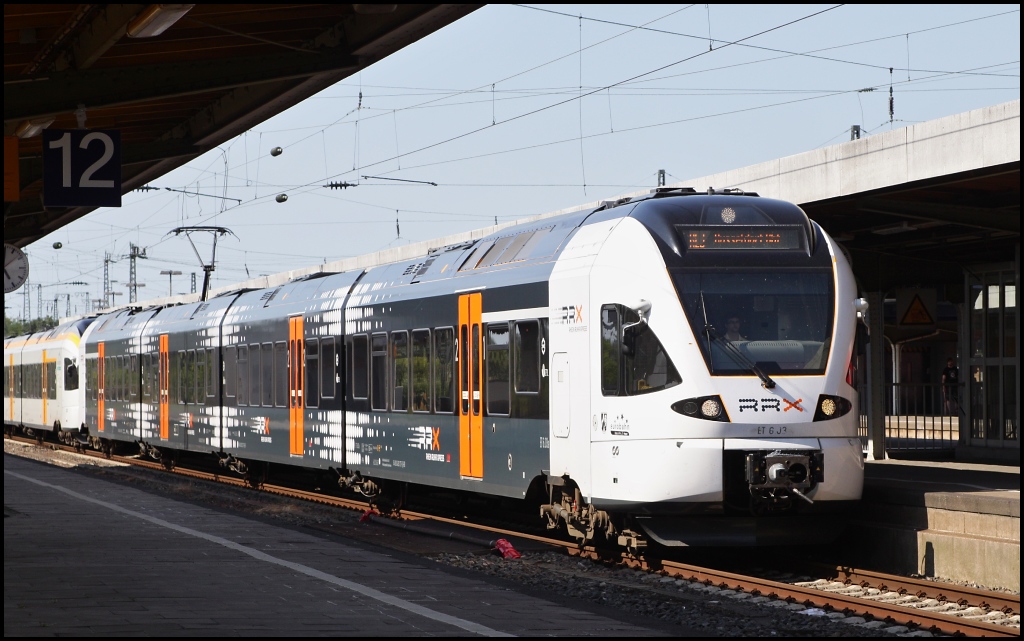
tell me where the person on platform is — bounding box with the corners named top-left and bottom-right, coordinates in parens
top-left (941, 357), bottom-right (959, 415)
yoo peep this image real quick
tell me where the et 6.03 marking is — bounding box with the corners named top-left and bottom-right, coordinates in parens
top-left (756, 425), bottom-right (788, 435)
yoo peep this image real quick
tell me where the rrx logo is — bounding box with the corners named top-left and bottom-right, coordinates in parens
top-left (738, 398), bottom-right (804, 413)
top-left (560, 305), bottom-right (583, 324)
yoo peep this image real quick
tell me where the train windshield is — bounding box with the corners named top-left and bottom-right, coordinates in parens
top-left (675, 270), bottom-right (834, 375)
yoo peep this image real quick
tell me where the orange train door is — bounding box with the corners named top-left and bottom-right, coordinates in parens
top-left (458, 293), bottom-right (483, 479)
top-left (97, 342), bottom-right (105, 432)
top-left (288, 316), bottom-right (304, 456)
top-left (159, 334), bottom-right (170, 439)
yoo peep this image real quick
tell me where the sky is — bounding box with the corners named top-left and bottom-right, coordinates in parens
top-left (14, 4), bottom-right (1020, 320)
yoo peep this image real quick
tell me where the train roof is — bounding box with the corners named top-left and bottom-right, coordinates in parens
top-left (64, 188), bottom-right (816, 321)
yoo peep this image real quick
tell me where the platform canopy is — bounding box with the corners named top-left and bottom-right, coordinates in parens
top-left (4, 3), bottom-right (480, 248)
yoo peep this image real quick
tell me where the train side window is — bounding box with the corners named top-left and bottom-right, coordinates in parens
top-left (173, 352), bottom-right (180, 404)
top-left (412, 330), bottom-right (430, 412)
top-left (141, 354), bottom-right (150, 400)
top-left (47, 360), bottom-right (57, 400)
top-left (486, 323), bottom-right (510, 415)
top-left (106, 356), bottom-right (114, 400)
top-left (103, 356), bottom-right (109, 400)
top-left (65, 358), bottom-right (79, 392)
top-left (86, 357), bottom-right (95, 401)
top-left (514, 320), bottom-right (540, 394)
top-left (321, 337), bottom-right (335, 400)
top-left (118, 355), bottom-right (127, 401)
top-left (351, 334), bottom-right (368, 399)
top-left (274, 342), bottom-right (288, 407)
top-left (472, 324), bottom-right (481, 416)
top-left (249, 344), bottom-right (261, 406)
top-left (129, 355), bottom-right (138, 399)
top-left (224, 346), bottom-right (236, 398)
top-left (194, 349), bottom-right (205, 404)
top-left (621, 308), bottom-right (681, 396)
top-left (392, 331), bottom-right (409, 411)
top-left (261, 342), bottom-right (273, 407)
top-left (206, 348), bottom-right (215, 398)
top-left (433, 327), bottom-right (454, 414)
top-left (150, 353), bottom-right (158, 401)
top-left (305, 338), bottom-right (319, 408)
top-left (237, 345), bottom-right (248, 406)
top-left (371, 334), bottom-right (388, 410)
top-left (188, 350), bottom-right (199, 404)
top-left (600, 305), bottom-right (620, 396)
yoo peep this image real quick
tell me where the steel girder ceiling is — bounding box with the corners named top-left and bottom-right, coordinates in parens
top-left (4, 4), bottom-right (481, 248)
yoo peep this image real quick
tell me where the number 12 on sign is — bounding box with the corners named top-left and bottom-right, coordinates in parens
top-left (42, 129), bottom-right (121, 207)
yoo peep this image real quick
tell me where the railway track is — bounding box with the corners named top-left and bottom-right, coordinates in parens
top-left (6, 433), bottom-right (1019, 637)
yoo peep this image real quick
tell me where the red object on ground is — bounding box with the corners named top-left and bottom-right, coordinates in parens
top-left (493, 538), bottom-right (521, 559)
top-left (359, 509), bottom-right (378, 523)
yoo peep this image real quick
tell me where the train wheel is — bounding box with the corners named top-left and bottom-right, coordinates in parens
top-left (245, 461), bottom-right (268, 489)
top-left (160, 448), bottom-right (178, 471)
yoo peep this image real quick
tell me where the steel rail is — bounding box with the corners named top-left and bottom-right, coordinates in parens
top-left (654, 559), bottom-right (1019, 638)
top-left (8, 434), bottom-right (1018, 637)
top-left (824, 565), bottom-right (1020, 617)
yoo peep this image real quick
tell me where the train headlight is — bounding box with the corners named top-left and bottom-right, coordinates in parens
top-left (701, 399), bottom-right (721, 418)
top-left (812, 394), bottom-right (852, 421)
top-left (671, 395), bottom-right (731, 422)
top-left (820, 398), bottom-right (836, 416)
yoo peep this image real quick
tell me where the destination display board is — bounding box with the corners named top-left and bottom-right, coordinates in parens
top-left (677, 225), bottom-right (805, 250)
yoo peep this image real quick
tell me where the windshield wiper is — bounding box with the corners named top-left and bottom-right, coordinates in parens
top-left (703, 324), bottom-right (777, 389)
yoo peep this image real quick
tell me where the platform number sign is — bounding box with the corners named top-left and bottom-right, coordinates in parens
top-left (42, 129), bottom-right (121, 207)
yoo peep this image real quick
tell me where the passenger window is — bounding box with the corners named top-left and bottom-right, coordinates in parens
top-left (600, 305), bottom-right (620, 396)
top-left (206, 348), bottom-right (215, 398)
top-left (514, 320), bottom-right (540, 393)
top-left (371, 334), bottom-right (387, 410)
top-left (392, 331), bottom-right (409, 411)
top-left (305, 339), bottom-right (319, 408)
top-left (249, 344), bottom-right (261, 406)
top-left (261, 342), bottom-right (273, 407)
top-left (486, 323), bottom-right (510, 415)
top-left (433, 328), bottom-right (455, 413)
top-left (351, 334), bottom-right (368, 399)
top-left (177, 352), bottom-right (186, 403)
top-left (141, 354), bottom-right (151, 400)
top-left (193, 350), bottom-right (204, 404)
top-left (65, 358), bottom-right (79, 391)
top-left (274, 342), bottom-right (288, 407)
top-left (321, 337), bottom-right (335, 400)
top-left (412, 330), bottom-right (430, 412)
top-left (224, 346), bottom-right (236, 398)
top-left (47, 360), bottom-right (57, 400)
top-left (237, 345), bottom-right (248, 405)
top-left (128, 355), bottom-right (137, 399)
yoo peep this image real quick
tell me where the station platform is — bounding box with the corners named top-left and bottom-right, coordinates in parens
top-left (842, 458), bottom-right (1020, 592)
top-left (3, 454), bottom-right (674, 637)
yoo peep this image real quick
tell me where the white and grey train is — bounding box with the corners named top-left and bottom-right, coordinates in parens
top-left (5, 189), bottom-right (865, 547)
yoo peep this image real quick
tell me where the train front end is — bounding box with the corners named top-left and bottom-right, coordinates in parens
top-left (565, 192), bottom-right (864, 546)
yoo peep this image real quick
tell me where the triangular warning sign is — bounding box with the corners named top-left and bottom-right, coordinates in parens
top-left (901, 294), bottom-right (934, 325)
